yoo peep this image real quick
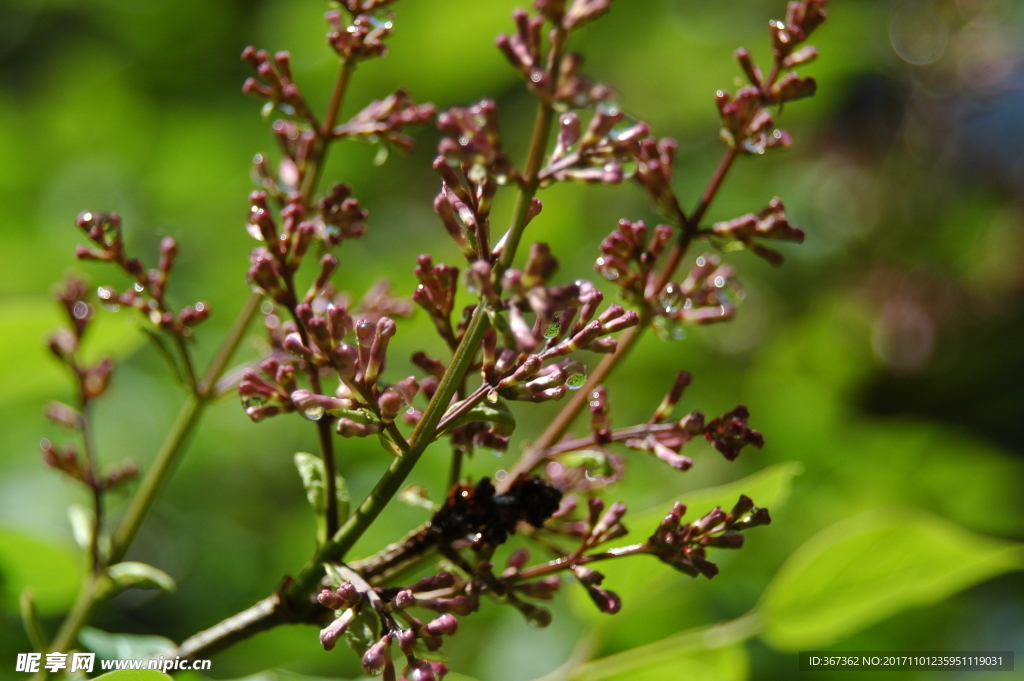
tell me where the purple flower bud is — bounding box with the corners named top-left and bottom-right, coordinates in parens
top-left (425, 614), bottom-right (458, 637)
top-left (706, 533), bottom-right (745, 549)
top-left (362, 634), bottom-right (392, 673)
top-left (378, 388), bottom-right (405, 422)
top-left (734, 507), bottom-right (771, 529)
top-left (397, 628), bottom-right (417, 654)
top-left (392, 589), bottom-right (416, 609)
top-left (319, 608), bottom-right (356, 651)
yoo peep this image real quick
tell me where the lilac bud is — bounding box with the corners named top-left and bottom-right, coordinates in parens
top-left (730, 495), bottom-right (755, 518)
top-left (734, 507), bottom-right (771, 529)
top-left (319, 608), bottom-right (356, 651)
top-left (398, 628), bottom-right (417, 654)
top-left (378, 388), bottom-right (405, 422)
top-left (706, 533), bottom-right (745, 549)
top-left (410, 571), bottom-right (455, 592)
top-left (365, 316), bottom-right (396, 385)
top-left (392, 589), bottom-right (416, 609)
top-left (362, 635), bottom-right (391, 673)
top-left (506, 547), bottom-right (530, 571)
top-left (425, 614), bottom-right (458, 637)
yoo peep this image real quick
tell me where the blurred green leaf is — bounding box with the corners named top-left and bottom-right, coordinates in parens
top-left (759, 507), bottom-right (1024, 650)
top-left (0, 527), bottom-right (80, 615)
top-left (294, 452), bottom-right (351, 545)
top-left (106, 561), bottom-right (176, 594)
top-left (89, 669), bottom-right (173, 681)
top-left (80, 626), bottom-right (177, 660)
top-left (0, 298), bottom-right (144, 405)
top-left (546, 616), bottom-right (756, 681)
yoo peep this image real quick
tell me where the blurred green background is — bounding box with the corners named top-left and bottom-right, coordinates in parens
top-left (2, 0), bottom-right (1023, 679)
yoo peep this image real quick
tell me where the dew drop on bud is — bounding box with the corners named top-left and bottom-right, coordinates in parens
top-left (246, 222), bottom-right (265, 241)
top-left (544, 320), bottom-right (561, 339)
top-left (566, 373), bottom-right (587, 390)
top-left (303, 405), bottom-right (325, 421)
top-left (486, 390), bottom-right (499, 403)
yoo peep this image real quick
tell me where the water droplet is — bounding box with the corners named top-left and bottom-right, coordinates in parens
top-left (72, 302), bottom-right (90, 320)
top-left (530, 71), bottom-right (543, 83)
top-left (495, 469), bottom-right (508, 481)
top-left (566, 373), bottom-right (587, 390)
top-left (81, 212), bottom-right (93, 223)
top-left (303, 405), bottom-right (325, 421)
top-left (544, 320), bottom-right (561, 339)
top-left (134, 283), bottom-right (145, 293)
top-left (487, 390), bottom-right (499, 403)
top-left (659, 283), bottom-right (683, 315)
top-left (97, 287), bottom-right (112, 300)
top-left (696, 256), bottom-right (706, 267)
top-left (261, 301), bottom-right (275, 314)
top-left (714, 276), bottom-right (726, 288)
top-left (243, 396), bottom-right (268, 409)
top-left (468, 164), bottom-right (488, 184)
top-left (596, 257), bottom-right (619, 281)
top-left (458, 136), bottom-right (470, 147)
top-left (194, 302), bottom-right (206, 312)
top-left (495, 173), bottom-right (509, 186)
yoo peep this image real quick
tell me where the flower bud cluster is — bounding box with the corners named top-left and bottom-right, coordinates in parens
top-left (326, 11), bottom-right (393, 62)
top-left (245, 190), bottom-right (365, 308)
top-left (656, 254), bottom-right (741, 328)
top-left (711, 198), bottom-right (805, 266)
top-left (647, 495), bottom-right (771, 578)
top-left (74, 212), bottom-right (209, 337)
top-left (333, 89), bottom-right (436, 155)
top-left (412, 256), bottom-right (458, 348)
top-left (717, 0), bottom-right (828, 153)
top-left (42, 280), bottom-right (137, 494)
top-left (534, 0), bottom-right (613, 31)
top-left (241, 47), bottom-right (315, 124)
top-left (433, 101), bottom-right (518, 263)
top-left (634, 136), bottom-right (680, 213)
top-left (704, 405), bottom-right (765, 460)
top-left (39, 438), bottom-right (137, 493)
top-left (540, 109), bottom-right (650, 186)
top-left (595, 218), bottom-right (674, 302)
top-left (317, 572), bottom-right (457, 680)
top-left (497, 6), bottom-right (616, 108)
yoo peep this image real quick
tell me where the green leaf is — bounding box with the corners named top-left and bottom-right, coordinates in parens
top-left (343, 606), bottom-right (380, 658)
top-left (89, 670), bottom-right (173, 681)
top-left (437, 398), bottom-right (516, 436)
top-left (759, 507), bottom-right (1024, 650)
top-left (552, 617), bottom-right (756, 681)
top-left (294, 452), bottom-right (351, 544)
top-left (106, 562), bottom-right (176, 594)
top-left (80, 626), bottom-right (177, 660)
top-left (0, 527), bottom-right (80, 615)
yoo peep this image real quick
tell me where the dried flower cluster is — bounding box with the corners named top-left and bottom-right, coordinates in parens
top-left (34, 0), bottom-right (829, 676)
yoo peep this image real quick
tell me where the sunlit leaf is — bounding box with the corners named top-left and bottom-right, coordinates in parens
top-left (759, 507), bottom-right (1024, 650)
top-left (544, 617), bottom-right (756, 681)
top-left (107, 561), bottom-right (176, 594)
top-left (294, 452), bottom-right (351, 545)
